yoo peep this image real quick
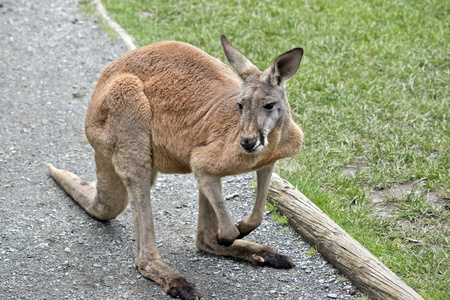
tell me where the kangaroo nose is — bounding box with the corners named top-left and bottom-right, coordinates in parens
top-left (240, 138), bottom-right (258, 152)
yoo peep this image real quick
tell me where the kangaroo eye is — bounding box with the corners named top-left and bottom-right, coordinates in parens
top-left (264, 103), bottom-right (275, 110)
top-left (238, 103), bottom-right (243, 110)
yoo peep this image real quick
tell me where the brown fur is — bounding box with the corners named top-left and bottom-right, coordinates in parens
top-left (48, 36), bottom-right (303, 299)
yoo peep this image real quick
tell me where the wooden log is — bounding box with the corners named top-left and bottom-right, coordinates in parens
top-left (269, 173), bottom-right (423, 300)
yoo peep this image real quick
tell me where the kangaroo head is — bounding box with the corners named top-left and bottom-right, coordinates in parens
top-left (220, 35), bottom-right (303, 154)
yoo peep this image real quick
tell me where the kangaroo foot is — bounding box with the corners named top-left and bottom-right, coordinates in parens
top-left (250, 246), bottom-right (295, 269)
top-left (197, 234), bottom-right (294, 269)
top-left (166, 278), bottom-right (201, 300)
top-left (136, 259), bottom-right (201, 300)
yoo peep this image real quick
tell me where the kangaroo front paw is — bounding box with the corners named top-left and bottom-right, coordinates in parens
top-left (216, 234), bottom-right (235, 247)
top-left (235, 221), bottom-right (255, 239)
top-left (216, 226), bottom-right (241, 247)
top-left (251, 248), bottom-right (295, 269)
top-left (166, 278), bottom-right (201, 300)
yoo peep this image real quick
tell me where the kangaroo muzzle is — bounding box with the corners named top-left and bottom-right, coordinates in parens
top-left (240, 136), bottom-right (263, 153)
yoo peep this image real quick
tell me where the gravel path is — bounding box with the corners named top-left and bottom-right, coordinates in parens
top-left (0, 0), bottom-right (364, 299)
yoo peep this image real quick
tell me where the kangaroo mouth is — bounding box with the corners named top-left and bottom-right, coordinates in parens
top-left (241, 138), bottom-right (264, 154)
top-left (240, 131), bottom-right (268, 154)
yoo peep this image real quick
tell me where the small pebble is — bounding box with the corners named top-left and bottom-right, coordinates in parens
top-left (225, 193), bottom-right (239, 200)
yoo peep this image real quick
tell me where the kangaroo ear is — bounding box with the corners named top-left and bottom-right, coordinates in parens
top-left (221, 35), bottom-right (259, 80)
top-left (267, 48), bottom-right (303, 87)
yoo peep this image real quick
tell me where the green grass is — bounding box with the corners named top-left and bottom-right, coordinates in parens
top-left (79, 0), bottom-right (118, 39)
top-left (266, 198), bottom-right (289, 225)
top-left (96, 0), bottom-right (449, 298)
top-left (305, 245), bottom-right (319, 257)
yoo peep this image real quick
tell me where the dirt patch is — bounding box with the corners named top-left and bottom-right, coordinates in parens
top-left (368, 182), bottom-right (450, 246)
top-left (340, 164), bottom-right (448, 219)
top-left (340, 160), bottom-right (370, 177)
top-left (275, 159), bottom-right (303, 174)
top-left (341, 165), bottom-right (358, 177)
top-left (137, 11), bottom-right (153, 19)
top-left (371, 182), bottom-right (442, 203)
top-left (369, 182), bottom-right (450, 242)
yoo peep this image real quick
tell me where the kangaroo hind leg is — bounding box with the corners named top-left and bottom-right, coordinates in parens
top-left (111, 145), bottom-right (200, 300)
top-left (104, 74), bottom-right (200, 300)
